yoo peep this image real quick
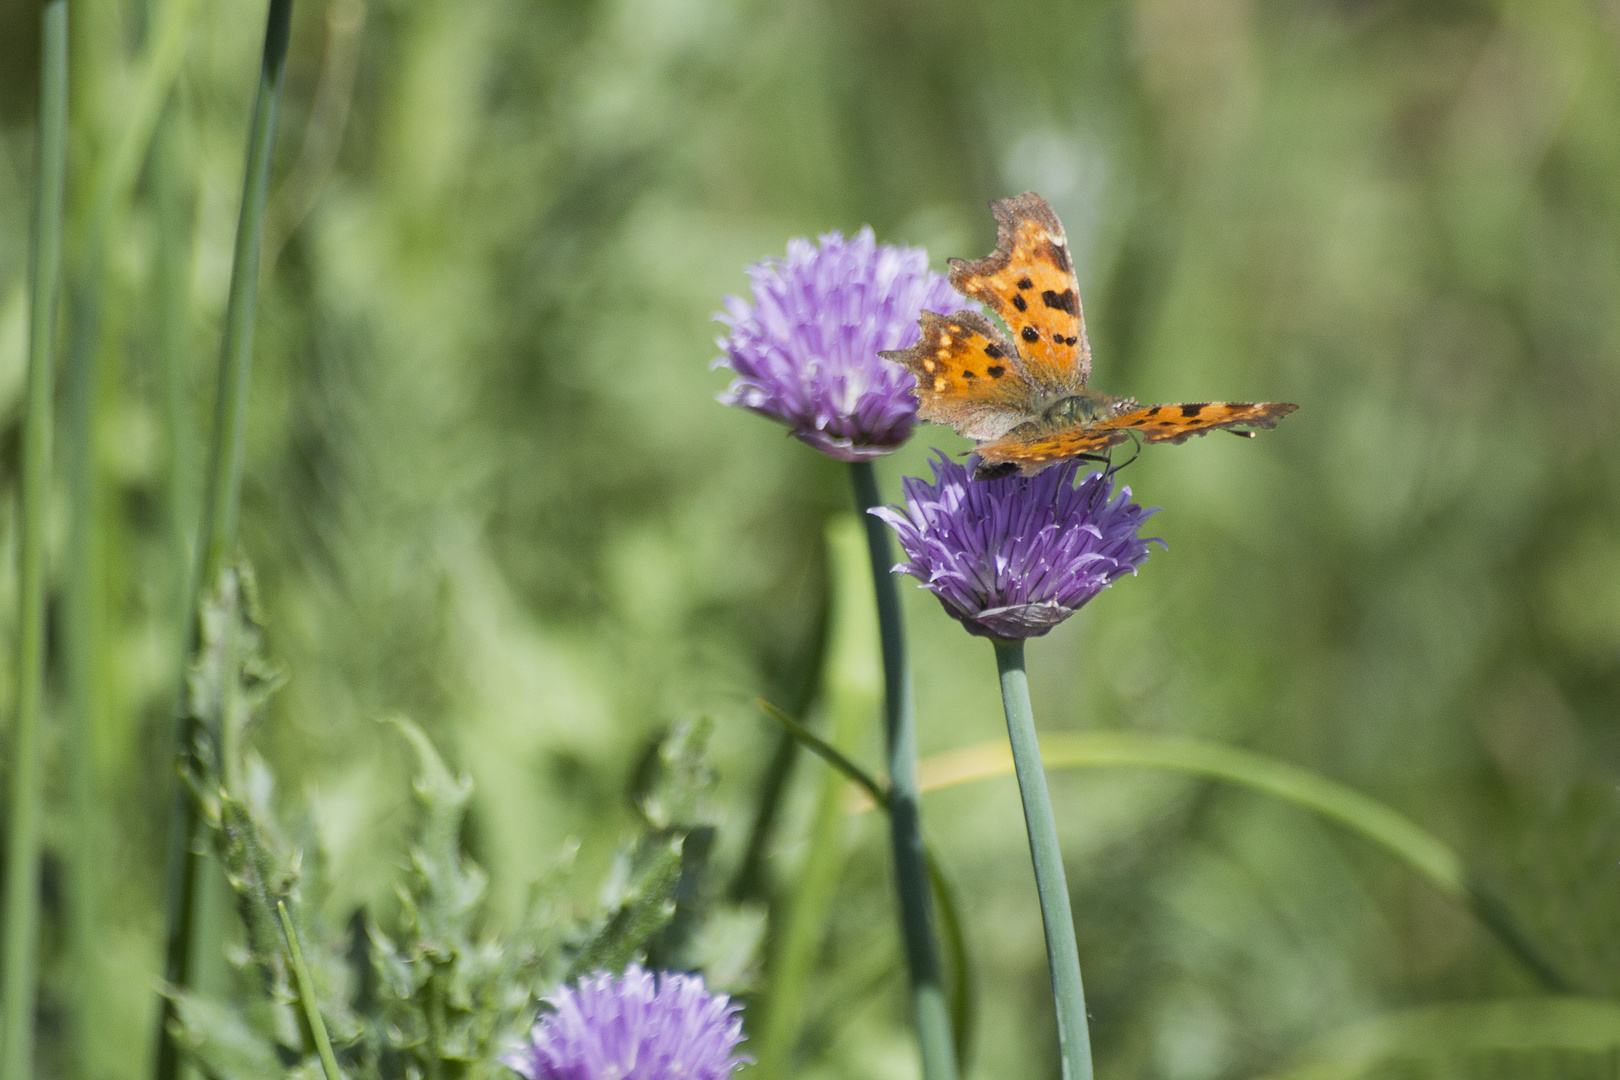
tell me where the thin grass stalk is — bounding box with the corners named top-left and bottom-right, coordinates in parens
top-left (0, 5), bottom-right (68, 1079)
top-left (849, 460), bottom-right (957, 1080)
top-left (154, 4), bottom-right (294, 1077)
top-left (277, 902), bottom-right (344, 1080)
top-left (993, 638), bottom-right (1093, 1080)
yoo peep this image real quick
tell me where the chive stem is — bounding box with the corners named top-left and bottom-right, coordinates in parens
top-left (993, 638), bottom-right (1093, 1080)
top-left (849, 461), bottom-right (958, 1080)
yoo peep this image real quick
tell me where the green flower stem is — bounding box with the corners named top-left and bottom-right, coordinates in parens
top-left (155, 4), bottom-right (294, 1078)
top-left (849, 461), bottom-right (958, 1080)
top-left (277, 902), bottom-right (344, 1080)
top-left (993, 638), bottom-right (1093, 1080)
top-left (1, 5), bottom-right (68, 1079)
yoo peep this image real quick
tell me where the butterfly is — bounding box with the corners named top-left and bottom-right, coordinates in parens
top-left (881, 192), bottom-right (1296, 479)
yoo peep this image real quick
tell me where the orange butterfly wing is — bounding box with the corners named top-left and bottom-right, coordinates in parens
top-left (947, 193), bottom-right (1090, 395)
top-left (978, 401), bottom-right (1299, 476)
top-left (880, 310), bottom-right (1043, 441)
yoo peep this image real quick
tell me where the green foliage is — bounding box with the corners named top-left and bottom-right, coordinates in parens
top-left (168, 567), bottom-right (716, 1078)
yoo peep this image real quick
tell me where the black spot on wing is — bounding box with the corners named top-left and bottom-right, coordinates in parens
top-left (983, 343), bottom-right (1004, 359)
top-left (1021, 326), bottom-right (1039, 343)
top-left (1040, 288), bottom-right (1078, 315)
top-left (1180, 403), bottom-right (1209, 417)
top-left (987, 365), bottom-right (1006, 378)
top-left (1016, 276), bottom-right (1034, 290)
top-left (1012, 294), bottom-right (1028, 312)
top-left (963, 369), bottom-right (977, 379)
top-left (1045, 241), bottom-right (1071, 272)
top-left (1145, 406), bottom-right (1161, 416)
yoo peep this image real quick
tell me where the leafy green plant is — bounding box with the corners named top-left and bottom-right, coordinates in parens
top-left (165, 562), bottom-right (724, 1079)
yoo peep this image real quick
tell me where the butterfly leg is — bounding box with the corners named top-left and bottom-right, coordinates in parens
top-left (1100, 433), bottom-right (1143, 483)
top-left (970, 457), bottom-right (1021, 481)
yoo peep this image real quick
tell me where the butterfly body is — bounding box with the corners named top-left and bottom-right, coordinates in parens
top-left (1036, 391), bottom-right (1136, 427)
top-left (881, 192), bottom-right (1296, 478)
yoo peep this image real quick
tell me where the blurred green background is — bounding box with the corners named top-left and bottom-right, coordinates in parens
top-left (2, 0), bottom-right (1619, 1076)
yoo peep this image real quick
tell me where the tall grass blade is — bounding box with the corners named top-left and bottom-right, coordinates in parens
top-left (1, 5), bottom-right (69, 1079)
top-left (154, 3), bottom-right (295, 1078)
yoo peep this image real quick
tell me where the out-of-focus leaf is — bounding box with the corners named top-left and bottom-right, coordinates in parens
top-left (167, 992), bottom-right (288, 1080)
top-left (678, 902), bottom-right (767, 993)
top-left (638, 716), bottom-right (717, 832)
top-left (568, 834), bottom-right (684, 978)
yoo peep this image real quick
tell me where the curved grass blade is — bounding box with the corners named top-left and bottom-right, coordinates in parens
top-left (155, 4), bottom-right (297, 1078)
top-left (851, 731), bottom-right (1572, 991)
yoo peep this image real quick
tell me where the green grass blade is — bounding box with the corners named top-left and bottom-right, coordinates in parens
top-left (277, 902), bottom-right (344, 1080)
top-left (758, 698), bottom-right (887, 810)
top-left (1, 5), bottom-right (69, 1079)
top-left (195, 0), bottom-right (293, 585)
top-left (891, 730), bottom-right (1573, 990)
top-left (730, 588), bottom-right (830, 904)
top-left (154, 3), bottom-right (295, 1078)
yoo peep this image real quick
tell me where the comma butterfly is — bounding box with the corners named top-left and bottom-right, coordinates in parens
top-left (881, 192), bottom-right (1297, 478)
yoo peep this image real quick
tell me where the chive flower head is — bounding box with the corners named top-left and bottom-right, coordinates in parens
top-left (502, 965), bottom-right (747, 1080)
top-left (872, 453), bottom-right (1162, 639)
top-left (714, 228), bottom-right (959, 461)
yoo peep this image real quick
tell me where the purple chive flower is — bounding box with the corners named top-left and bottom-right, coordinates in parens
top-left (502, 965), bottom-right (748, 1080)
top-left (872, 453), bottom-right (1162, 640)
top-left (714, 228), bottom-right (961, 461)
